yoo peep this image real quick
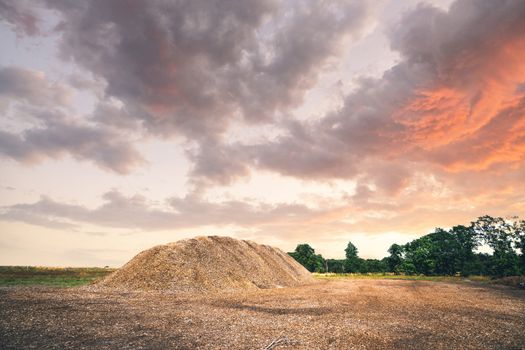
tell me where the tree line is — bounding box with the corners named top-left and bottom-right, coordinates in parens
top-left (288, 215), bottom-right (525, 277)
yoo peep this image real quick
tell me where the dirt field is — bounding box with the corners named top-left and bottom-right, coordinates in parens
top-left (1, 279), bottom-right (524, 349)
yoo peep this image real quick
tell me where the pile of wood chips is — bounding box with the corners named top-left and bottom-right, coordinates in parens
top-left (96, 236), bottom-right (313, 292)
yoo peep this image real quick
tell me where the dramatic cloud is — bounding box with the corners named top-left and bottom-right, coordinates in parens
top-left (193, 0), bottom-right (525, 192)
top-left (4, 0), bottom-right (524, 185)
top-left (1, 0), bottom-right (375, 177)
top-left (0, 67), bottom-right (143, 173)
top-left (1, 0), bottom-right (525, 263)
top-left (44, 0), bottom-right (373, 139)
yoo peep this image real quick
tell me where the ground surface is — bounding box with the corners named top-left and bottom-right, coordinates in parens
top-left (0, 266), bottom-right (115, 287)
top-left (1, 279), bottom-right (524, 349)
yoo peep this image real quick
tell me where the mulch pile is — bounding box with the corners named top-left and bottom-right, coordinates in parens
top-left (97, 236), bottom-right (312, 292)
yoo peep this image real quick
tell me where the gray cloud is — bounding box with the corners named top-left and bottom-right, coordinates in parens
top-left (1, 206), bottom-right (77, 230)
top-left (0, 66), bottom-right (72, 107)
top-left (0, 119), bottom-right (145, 173)
top-left (42, 0), bottom-right (372, 140)
top-left (0, 189), bottom-right (323, 231)
top-left (0, 0), bottom-right (40, 36)
top-left (186, 138), bottom-right (252, 186)
top-left (1, 0), bottom-right (374, 178)
top-left (0, 66), bottom-right (144, 173)
top-left (3, 0), bottom-right (525, 209)
top-left (3, 180), bottom-right (524, 244)
top-left (189, 0), bottom-right (525, 192)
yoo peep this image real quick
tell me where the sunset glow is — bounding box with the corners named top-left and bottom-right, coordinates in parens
top-left (1, 0), bottom-right (524, 266)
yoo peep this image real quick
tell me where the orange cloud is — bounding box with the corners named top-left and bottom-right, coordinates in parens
top-left (394, 37), bottom-right (525, 172)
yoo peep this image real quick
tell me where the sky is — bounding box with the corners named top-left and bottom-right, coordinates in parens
top-left (1, 0), bottom-right (524, 267)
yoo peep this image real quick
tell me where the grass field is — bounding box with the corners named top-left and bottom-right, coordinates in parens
top-left (0, 267), bottom-right (494, 288)
top-left (0, 266), bottom-right (116, 287)
top-left (313, 272), bottom-right (491, 283)
top-left (0, 267), bottom-right (493, 288)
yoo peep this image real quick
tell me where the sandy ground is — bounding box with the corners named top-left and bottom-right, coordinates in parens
top-left (1, 279), bottom-right (524, 349)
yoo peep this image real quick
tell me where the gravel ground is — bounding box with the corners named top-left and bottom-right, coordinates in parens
top-left (1, 279), bottom-right (524, 349)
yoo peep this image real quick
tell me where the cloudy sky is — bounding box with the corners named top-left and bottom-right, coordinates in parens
top-left (1, 0), bottom-right (524, 267)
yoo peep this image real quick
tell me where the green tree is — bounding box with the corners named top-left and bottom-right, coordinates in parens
top-left (400, 260), bottom-right (417, 275)
top-left (510, 219), bottom-right (525, 273)
top-left (400, 226), bottom-right (479, 276)
top-left (427, 228), bottom-right (460, 275)
top-left (345, 242), bottom-right (358, 259)
top-left (403, 237), bottom-right (435, 275)
top-left (472, 216), bottom-right (520, 277)
top-left (463, 253), bottom-right (492, 275)
top-left (450, 225), bottom-right (478, 276)
top-left (288, 244), bottom-right (325, 272)
top-left (344, 241), bottom-right (360, 273)
top-left (386, 243), bottom-right (404, 274)
top-left (358, 258), bottom-right (387, 273)
top-left (326, 259), bottom-right (346, 273)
